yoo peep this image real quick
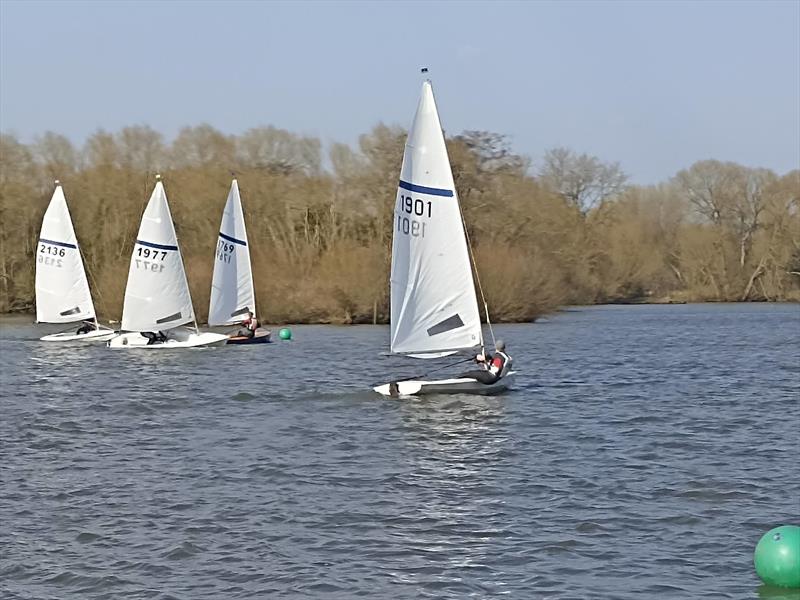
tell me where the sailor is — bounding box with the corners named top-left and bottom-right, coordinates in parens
top-left (461, 340), bottom-right (513, 384)
top-left (479, 340), bottom-right (513, 379)
top-left (237, 311), bottom-right (258, 339)
top-left (76, 320), bottom-right (95, 335)
top-left (143, 331), bottom-right (167, 345)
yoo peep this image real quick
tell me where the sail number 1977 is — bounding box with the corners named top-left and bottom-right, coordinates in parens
top-left (397, 195), bottom-right (432, 238)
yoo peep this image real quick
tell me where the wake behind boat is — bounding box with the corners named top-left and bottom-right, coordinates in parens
top-left (373, 75), bottom-right (516, 397)
top-left (107, 175), bottom-right (228, 349)
top-left (35, 181), bottom-right (115, 342)
top-left (374, 372), bottom-right (516, 397)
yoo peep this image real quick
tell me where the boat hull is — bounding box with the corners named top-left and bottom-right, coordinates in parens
top-left (226, 330), bottom-right (271, 345)
top-left (107, 329), bottom-right (228, 349)
top-left (40, 328), bottom-right (117, 343)
top-left (374, 372), bottom-right (516, 397)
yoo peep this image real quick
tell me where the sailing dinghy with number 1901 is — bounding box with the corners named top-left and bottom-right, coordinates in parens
top-left (208, 178), bottom-right (271, 344)
top-left (35, 181), bottom-right (116, 342)
top-left (107, 176), bottom-right (228, 349)
top-left (373, 76), bottom-right (515, 397)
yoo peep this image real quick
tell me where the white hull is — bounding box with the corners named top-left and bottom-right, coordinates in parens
top-left (40, 327), bottom-right (117, 343)
top-left (374, 372), bottom-right (516, 397)
top-left (107, 328), bottom-right (228, 349)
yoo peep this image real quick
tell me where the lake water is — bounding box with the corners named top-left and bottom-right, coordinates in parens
top-left (1, 304), bottom-right (799, 599)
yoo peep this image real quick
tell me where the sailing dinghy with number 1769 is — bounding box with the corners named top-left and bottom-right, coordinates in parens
top-left (35, 181), bottom-right (116, 342)
top-left (107, 175), bottom-right (228, 349)
top-left (373, 75), bottom-right (515, 397)
top-left (208, 178), bottom-right (271, 344)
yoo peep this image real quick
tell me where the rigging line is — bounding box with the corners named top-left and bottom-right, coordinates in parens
top-left (456, 192), bottom-right (496, 350)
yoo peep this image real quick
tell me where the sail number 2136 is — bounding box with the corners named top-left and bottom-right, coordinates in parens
top-left (397, 195), bottom-right (432, 238)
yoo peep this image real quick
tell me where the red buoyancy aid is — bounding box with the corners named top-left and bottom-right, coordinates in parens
top-left (488, 351), bottom-right (512, 378)
top-left (243, 315), bottom-right (258, 331)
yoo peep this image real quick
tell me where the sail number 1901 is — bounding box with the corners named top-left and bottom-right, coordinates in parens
top-left (397, 195), bottom-right (432, 238)
top-left (401, 195), bottom-right (432, 218)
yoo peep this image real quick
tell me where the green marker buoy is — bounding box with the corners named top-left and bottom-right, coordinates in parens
top-left (278, 327), bottom-right (292, 340)
top-left (754, 525), bottom-right (800, 589)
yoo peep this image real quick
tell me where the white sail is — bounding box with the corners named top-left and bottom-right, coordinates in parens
top-left (208, 179), bottom-right (257, 326)
top-left (120, 179), bottom-right (195, 332)
top-left (35, 183), bottom-right (96, 323)
top-left (389, 80), bottom-right (483, 356)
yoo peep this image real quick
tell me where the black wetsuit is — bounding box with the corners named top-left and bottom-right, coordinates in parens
top-left (143, 331), bottom-right (167, 345)
top-left (460, 351), bottom-right (510, 385)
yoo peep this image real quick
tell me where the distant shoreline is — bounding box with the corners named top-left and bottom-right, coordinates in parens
top-left (3, 299), bottom-right (797, 326)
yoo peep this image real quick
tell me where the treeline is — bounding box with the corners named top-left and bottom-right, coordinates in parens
top-left (1, 125), bottom-right (798, 323)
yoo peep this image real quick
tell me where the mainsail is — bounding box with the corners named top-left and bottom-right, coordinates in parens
top-left (389, 80), bottom-right (483, 357)
top-left (208, 179), bottom-right (257, 326)
top-left (35, 183), bottom-right (96, 323)
top-left (120, 178), bottom-right (195, 332)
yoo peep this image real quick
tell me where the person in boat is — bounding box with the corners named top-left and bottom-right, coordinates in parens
top-left (236, 311), bottom-right (258, 339)
top-left (460, 340), bottom-right (513, 384)
top-left (76, 321), bottom-right (95, 335)
top-left (143, 331), bottom-right (168, 345)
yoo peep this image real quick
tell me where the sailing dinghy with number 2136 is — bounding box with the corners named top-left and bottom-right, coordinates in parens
top-left (373, 76), bottom-right (515, 397)
top-left (36, 181), bottom-right (116, 342)
top-left (107, 176), bottom-right (228, 349)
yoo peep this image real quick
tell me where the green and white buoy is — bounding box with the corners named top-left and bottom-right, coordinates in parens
top-left (754, 525), bottom-right (800, 589)
top-left (278, 327), bottom-right (292, 341)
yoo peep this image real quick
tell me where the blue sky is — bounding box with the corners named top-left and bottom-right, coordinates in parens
top-left (1, 0), bottom-right (798, 183)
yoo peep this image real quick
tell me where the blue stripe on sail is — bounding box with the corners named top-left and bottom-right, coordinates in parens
top-left (219, 231), bottom-right (247, 246)
top-left (398, 180), bottom-right (454, 197)
top-left (137, 239), bottom-right (178, 251)
top-left (39, 238), bottom-right (77, 249)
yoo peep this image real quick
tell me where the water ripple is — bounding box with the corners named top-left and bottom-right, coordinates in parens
top-left (1, 304), bottom-right (799, 599)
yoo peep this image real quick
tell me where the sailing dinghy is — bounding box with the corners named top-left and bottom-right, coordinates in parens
top-left (35, 181), bottom-right (116, 342)
top-left (107, 176), bottom-right (228, 349)
top-left (373, 77), bottom-right (515, 397)
top-left (208, 179), bottom-right (271, 344)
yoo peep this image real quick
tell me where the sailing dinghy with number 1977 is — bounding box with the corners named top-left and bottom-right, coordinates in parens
top-left (208, 178), bottom-right (271, 344)
top-left (35, 181), bottom-right (116, 342)
top-left (373, 76), bottom-right (515, 397)
top-left (107, 176), bottom-right (228, 349)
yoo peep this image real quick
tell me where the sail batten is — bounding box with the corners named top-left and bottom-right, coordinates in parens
top-left (35, 185), bottom-right (96, 324)
top-left (208, 179), bottom-right (257, 326)
top-left (388, 81), bottom-right (483, 357)
top-left (120, 180), bottom-right (196, 332)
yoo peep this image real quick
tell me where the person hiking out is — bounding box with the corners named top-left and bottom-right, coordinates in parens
top-left (460, 340), bottom-right (513, 384)
top-left (237, 311), bottom-right (258, 338)
top-left (143, 331), bottom-right (167, 345)
top-left (76, 321), bottom-right (95, 335)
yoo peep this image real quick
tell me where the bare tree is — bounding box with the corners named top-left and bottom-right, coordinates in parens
top-left (675, 160), bottom-right (773, 267)
top-left (454, 130), bottom-right (528, 174)
top-left (84, 129), bottom-right (119, 168)
top-left (117, 125), bottom-right (165, 172)
top-left (237, 126), bottom-right (321, 175)
top-left (540, 147), bottom-right (627, 214)
top-left (170, 124), bottom-right (235, 168)
top-left (35, 131), bottom-right (78, 178)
